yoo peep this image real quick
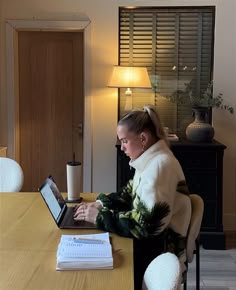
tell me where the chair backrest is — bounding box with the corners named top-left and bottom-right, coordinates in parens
top-left (186, 194), bottom-right (204, 263)
top-left (0, 157), bottom-right (24, 192)
top-left (142, 252), bottom-right (182, 290)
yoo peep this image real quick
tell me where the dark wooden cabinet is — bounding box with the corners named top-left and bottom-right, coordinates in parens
top-left (116, 139), bottom-right (226, 249)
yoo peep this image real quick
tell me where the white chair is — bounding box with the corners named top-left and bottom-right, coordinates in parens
top-left (184, 194), bottom-right (204, 290)
top-left (142, 252), bottom-right (182, 290)
top-left (0, 157), bottom-right (24, 192)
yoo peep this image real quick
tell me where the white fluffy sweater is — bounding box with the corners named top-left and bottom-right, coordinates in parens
top-left (130, 140), bottom-right (191, 237)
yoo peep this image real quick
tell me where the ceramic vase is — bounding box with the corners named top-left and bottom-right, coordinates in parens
top-left (186, 106), bottom-right (214, 142)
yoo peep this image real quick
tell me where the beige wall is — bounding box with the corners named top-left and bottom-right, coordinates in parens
top-left (0, 0), bottom-right (236, 231)
top-left (213, 0), bottom-right (236, 231)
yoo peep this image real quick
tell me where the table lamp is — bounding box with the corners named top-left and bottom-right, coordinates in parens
top-left (108, 66), bottom-right (152, 111)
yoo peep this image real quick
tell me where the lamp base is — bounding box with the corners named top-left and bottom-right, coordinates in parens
top-left (124, 89), bottom-right (133, 111)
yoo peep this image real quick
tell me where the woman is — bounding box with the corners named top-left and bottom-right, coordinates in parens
top-left (74, 105), bottom-right (191, 289)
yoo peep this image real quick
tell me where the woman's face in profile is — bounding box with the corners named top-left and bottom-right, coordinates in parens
top-left (117, 125), bottom-right (143, 161)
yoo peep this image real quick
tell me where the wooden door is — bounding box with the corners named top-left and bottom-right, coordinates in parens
top-left (18, 31), bottom-right (84, 191)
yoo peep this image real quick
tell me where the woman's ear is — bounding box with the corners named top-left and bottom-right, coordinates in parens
top-left (140, 132), bottom-right (148, 143)
top-left (140, 132), bottom-right (149, 152)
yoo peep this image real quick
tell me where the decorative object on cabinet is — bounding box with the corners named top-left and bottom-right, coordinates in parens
top-left (116, 139), bottom-right (226, 250)
top-left (165, 80), bottom-right (234, 114)
top-left (185, 106), bottom-right (215, 142)
top-left (108, 66), bottom-right (152, 112)
top-left (165, 80), bottom-right (234, 142)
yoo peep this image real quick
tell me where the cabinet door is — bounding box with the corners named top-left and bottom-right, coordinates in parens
top-left (183, 171), bottom-right (219, 230)
top-left (171, 142), bottom-right (225, 237)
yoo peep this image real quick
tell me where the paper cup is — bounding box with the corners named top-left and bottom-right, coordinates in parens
top-left (66, 161), bottom-right (82, 201)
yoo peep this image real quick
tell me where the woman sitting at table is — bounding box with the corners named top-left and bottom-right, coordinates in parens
top-left (74, 105), bottom-right (191, 290)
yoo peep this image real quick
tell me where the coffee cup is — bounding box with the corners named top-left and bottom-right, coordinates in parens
top-left (66, 160), bottom-right (82, 201)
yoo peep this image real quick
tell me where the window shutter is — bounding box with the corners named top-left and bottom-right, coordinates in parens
top-left (119, 7), bottom-right (215, 136)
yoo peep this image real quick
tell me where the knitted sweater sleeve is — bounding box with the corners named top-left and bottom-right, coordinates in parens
top-left (95, 179), bottom-right (152, 238)
top-left (96, 180), bottom-right (133, 211)
top-left (95, 197), bottom-right (170, 239)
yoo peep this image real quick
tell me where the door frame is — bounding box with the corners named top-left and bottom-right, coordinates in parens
top-left (5, 19), bottom-right (92, 191)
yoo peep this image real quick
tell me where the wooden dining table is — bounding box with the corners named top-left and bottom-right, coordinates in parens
top-left (0, 192), bottom-right (134, 290)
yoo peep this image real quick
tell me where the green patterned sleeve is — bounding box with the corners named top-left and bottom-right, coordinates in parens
top-left (96, 180), bottom-right (133, 211)
top-left (95, 199), bottom-right (170, 239)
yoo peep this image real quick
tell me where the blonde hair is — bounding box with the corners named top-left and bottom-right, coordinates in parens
top-left (118, 105), bottom-right (168, 144)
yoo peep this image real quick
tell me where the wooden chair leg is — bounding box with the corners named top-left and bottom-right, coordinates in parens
top-left (183, 264), bottom-right (187, 290)
top-left (184, 239), bottom-right (200, 290)
top-left (196, 239), bottom-right (200, 290)
top-left (183, 280), bottom-right (187, 290)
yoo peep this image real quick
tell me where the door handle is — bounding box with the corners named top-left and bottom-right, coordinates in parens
top-left (73, 122), bottom-right (83, 137)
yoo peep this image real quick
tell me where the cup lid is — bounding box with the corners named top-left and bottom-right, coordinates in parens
top-left (67, 160), bottom-right (81, 166)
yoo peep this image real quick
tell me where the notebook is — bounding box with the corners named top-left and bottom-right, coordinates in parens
top-left (56, 232), bottom-right (113, 270)
top-left (38, 176), bottom-right (96, 229)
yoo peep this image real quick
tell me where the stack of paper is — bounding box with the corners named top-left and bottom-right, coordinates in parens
top-left (56, 232), bottom-right (113, 270)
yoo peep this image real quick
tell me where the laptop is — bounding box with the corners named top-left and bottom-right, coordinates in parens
top-left (38, 176), bottom-right (96, 229)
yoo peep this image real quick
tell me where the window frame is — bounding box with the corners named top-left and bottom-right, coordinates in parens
top-left (118, 6), bottom-right (215, 137)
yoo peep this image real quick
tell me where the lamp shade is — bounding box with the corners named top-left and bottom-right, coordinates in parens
top-left (108, 66), bottom-right (152, 88)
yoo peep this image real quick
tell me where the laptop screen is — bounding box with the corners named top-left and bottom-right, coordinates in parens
top-left (39, 177), bottom-right (66, 222)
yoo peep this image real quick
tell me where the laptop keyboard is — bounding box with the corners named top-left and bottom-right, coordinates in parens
top-left (61, 206), bottom-right (96, 228)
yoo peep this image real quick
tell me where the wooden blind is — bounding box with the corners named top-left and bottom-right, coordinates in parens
top-left (119, 7), bottom-right (215, 136)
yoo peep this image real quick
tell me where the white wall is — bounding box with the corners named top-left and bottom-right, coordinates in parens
top-left (0, 0), bottom-right (236, 231)
top-left (213, 0), bottom-right (236, 231)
